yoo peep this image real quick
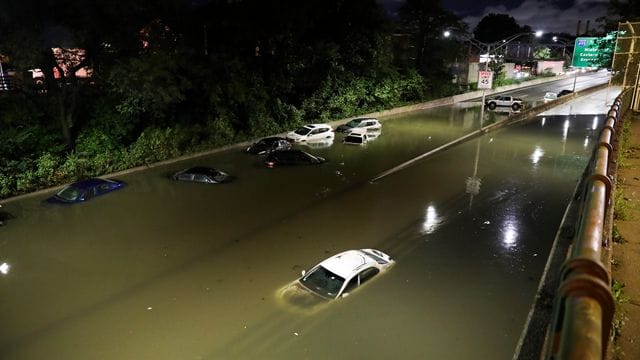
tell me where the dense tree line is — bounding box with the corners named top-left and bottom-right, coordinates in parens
top-left (0, 0), bottom-right (468, 198)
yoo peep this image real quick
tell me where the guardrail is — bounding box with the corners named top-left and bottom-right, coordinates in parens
top-left (541, 88), bottom-right (633, 359)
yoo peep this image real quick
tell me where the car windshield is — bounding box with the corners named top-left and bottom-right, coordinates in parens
top-left (300, 266), bottom-right (345, 299)
top-left (55, 186), bottom-right (82, 201)
top-left (212, 171), bottom-right (228, 182)
top-left (294, 127), bottom-right (312, 136)
top-left (344, 120), bottom-right (361, 128)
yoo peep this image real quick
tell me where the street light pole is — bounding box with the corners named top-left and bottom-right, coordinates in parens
top-left (0, 57), bottom-right (6, 90)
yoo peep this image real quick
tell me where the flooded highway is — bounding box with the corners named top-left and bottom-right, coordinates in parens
top-left (0, 88), bottom-right (611, 359)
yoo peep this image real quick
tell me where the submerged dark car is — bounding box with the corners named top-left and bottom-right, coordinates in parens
top-left (265, 149), bottom-right (325, 168)
top-left (0, 205), bottom-right (14, 226)
top-left (245, 137), bottom-right (292, 155)
top-left (172, 167), bottom-right (234, 184)
top-left (558, 89), bottom-right (574, 97)
top-left (46, 178), bottom-right (126, 204)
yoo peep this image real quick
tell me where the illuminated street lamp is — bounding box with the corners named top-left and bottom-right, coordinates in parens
top-left (552, 36), bottom-right (573, 58)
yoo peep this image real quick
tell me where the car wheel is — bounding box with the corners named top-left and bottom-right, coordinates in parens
top-left (488, 102), bottom-right (496, 110)
top-left (512, 103), bottom-right (520, 111)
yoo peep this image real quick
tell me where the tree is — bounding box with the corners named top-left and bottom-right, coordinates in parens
top-left (593, 31), bottom-right (617, 69)
top-left (607, 0), bottom-right (640, 22)
top-left (473, 14), bottom-right (529, 43)
top-left (397, 0), bottom-right (466, 80)
top-left (534, 47), bottom-right (552, 60)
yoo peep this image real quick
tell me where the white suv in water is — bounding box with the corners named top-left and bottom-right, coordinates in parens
top-left (286, 124), bottom-right (335, 143)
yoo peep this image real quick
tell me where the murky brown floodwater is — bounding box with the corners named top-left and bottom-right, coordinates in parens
top-left (0, 102), bottom-right (605, 359)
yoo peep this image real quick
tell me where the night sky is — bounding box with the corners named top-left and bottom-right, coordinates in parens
top-left (377, 0), bottom-right (610, 35)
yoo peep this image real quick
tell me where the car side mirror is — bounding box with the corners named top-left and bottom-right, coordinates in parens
top-left (301, 270), bottom-right (306, 276)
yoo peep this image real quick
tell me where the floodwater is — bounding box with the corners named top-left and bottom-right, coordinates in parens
top-left (0, 103), bottom-right (605, 359)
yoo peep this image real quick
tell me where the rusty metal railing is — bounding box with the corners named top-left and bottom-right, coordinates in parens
top-left (544, 88), bottom-right (633, 359)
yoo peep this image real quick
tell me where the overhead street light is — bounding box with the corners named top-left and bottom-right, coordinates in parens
top-left (551, 36), bottom-right (574, 58)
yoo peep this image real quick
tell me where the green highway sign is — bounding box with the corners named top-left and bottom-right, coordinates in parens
top-left (572, 37), bottom-right (599, 68)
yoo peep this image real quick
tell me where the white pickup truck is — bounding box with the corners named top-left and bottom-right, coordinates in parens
top-left (485, 95), bottom-right (523, 111)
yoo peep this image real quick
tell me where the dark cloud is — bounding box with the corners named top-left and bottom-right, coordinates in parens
top-left (459, 0), bottom-right (609, 35)
top-left (376, 0), bottom-right (610, 35)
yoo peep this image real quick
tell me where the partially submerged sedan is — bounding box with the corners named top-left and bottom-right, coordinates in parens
top-left (279, 249), bottom-right (394, 311)
top-left (265, 149), bottom-right (326, 168)
top-left (245, 137), bottom-right (291, 155)
top-left (172, 166), bottom-right (234, 184)
top-left (0, 204), bottom-right (14, 226)
top-left (46, 178), bottom-right (126, 204)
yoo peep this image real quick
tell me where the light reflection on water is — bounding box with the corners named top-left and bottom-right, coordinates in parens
top-left (0, 111), bottom-right (603, 359)
top-left (501, 215), bottom-right (520, 249)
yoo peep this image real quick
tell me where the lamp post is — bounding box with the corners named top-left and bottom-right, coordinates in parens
top-left (552, 36), bottom-right (567, 58)
top-left (552, 36), bottom-right (575, 61)
top-left (0, 57), bottom-right (6, 91)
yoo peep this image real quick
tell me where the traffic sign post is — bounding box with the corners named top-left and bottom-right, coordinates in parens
top-left (477, 71), bottom-right (493, 89)
top-left (477, 71), bottom-right (493, 129)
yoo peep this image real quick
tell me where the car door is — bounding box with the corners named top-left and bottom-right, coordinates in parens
top-left (294, 152), bottom-right (310, 165)
top-left (305, 128), bottom-right (319, 141)
top-left (194, 174), bottom-right (210, 183)
top-left (278, 152), bottom-right (294, 165)
top-left (177, 173), bottom-right (194, 181)
top-left (340, 267), bottom-right (380, 297)
top-left (96, 182), bottom-right (114, 195)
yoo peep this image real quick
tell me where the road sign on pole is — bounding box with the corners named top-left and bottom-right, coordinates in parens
top-left (572, 37), bottom-right (599, 68)
top-left (478, 71), bottom-right (493, 89)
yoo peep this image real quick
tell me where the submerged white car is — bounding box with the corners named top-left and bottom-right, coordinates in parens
top-left (280, 249), bottom-right (394, 310)
top-left (543, 92), bottom-right (558, 102)
top-left (286, 124), bottom-right (335, 143)
top-left (336, 118), bottom-right (382, 133)
top-left (343, 129), bottom-right (382, 145)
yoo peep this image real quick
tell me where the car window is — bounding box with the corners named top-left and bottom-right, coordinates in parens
top-left (194, 174), bottom-right (209, 183)
top-left (346, 120), bottom-right (359, 127)
top-left (294, 127), bottom-right (311, 136)
top-left (359, 267), bottom-right (380, 284)
top-left (96, 183), bottom-right (112, 194)
top-left (83, 189), bottom-right (93, 199)
top-left (296, 152), bottom-right (308, 162)
top-left (178, 173), bottom-right (194, 181)
top-left (343, 276), bottom-right (359, 294)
